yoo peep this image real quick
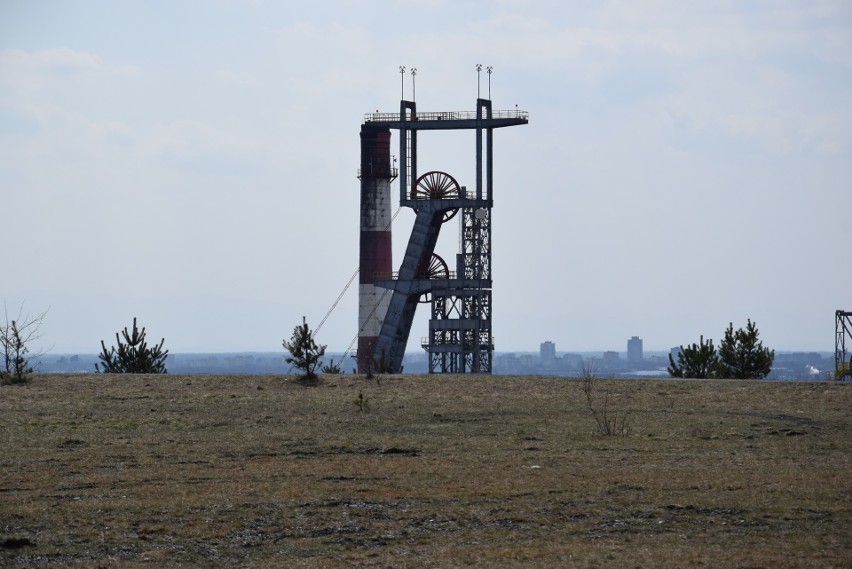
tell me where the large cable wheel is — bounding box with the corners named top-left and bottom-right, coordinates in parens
top-left (416, 253), bottom-right (449, 303)
top-left (412, 171), bottom-right (460, 199)
top-left (411, 171), bottom-right (460, 222)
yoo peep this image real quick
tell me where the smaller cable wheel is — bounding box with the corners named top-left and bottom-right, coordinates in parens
top-left (416, 253), bottom-right (449, 303)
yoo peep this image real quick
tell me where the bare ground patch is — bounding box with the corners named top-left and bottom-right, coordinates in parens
top-left (0, 374), bottom-right (849, 567)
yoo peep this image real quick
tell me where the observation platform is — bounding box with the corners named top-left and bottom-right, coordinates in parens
top-left (364, 109), bottom-right (528, 131)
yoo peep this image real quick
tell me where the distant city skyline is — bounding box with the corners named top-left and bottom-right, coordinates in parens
top-left (36, 347), bottom-right (833, 380)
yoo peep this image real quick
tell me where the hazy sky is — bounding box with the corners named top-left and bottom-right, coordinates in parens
top-left (2, 1), bottom-right (850, 356)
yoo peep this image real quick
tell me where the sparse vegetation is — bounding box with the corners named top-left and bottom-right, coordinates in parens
top-left (354, 389), bottom-right (369, 412)
top-left (96, 317), bottom-right (168, 373)
top-left (366, 347), bottom-right (390, 383)
top-left (283, 317), bottom-right (325, 380)
top-left (580, 363), bottom-right (630, 436)
top-left (0, 303), bottom-right (47, 385)
top-left (0, 374), bottom-right (848, 567)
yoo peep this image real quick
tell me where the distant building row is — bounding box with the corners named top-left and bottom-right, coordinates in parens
top-left (542, 336), bottom-right (644, 363)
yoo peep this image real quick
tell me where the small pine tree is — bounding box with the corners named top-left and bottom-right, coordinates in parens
top-left (283, 317), bottom-right (326, 379)
top-left (96, 317), bottom-right (168, 374)
top-left (1, 305), bottom-right (47, 385)
top-left (668, 335), bottom-right (718, 379)
top-left (1, 321), bottom-right (33, 384)
top-left (716, 319), bottom-right (774, 379)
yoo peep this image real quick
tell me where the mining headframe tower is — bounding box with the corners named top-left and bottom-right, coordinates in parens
top-left (357, 95), bottom-right (528, 374)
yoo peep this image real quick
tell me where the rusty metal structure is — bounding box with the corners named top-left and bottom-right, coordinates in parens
top-left (836, 310), bottom-right (852, 380)
top-left (357, 96), bottom-right (527, 373)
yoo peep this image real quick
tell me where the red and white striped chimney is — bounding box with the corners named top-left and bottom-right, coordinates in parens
top-left (357, 126), bottom-right (392, 373)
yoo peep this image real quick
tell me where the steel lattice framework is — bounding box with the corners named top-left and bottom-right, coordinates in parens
top-left (836, 310), bottom-right (852, 380)
top-left (424, 206), bottom-right (493, 373)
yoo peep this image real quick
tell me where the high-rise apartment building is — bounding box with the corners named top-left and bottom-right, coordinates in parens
top-left (627, 336), bottom-right (643, 363)
top-left (540, 341), bottom-right (556, 363)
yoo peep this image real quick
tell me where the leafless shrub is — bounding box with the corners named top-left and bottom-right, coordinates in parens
top-left (366, 348), bottom-right (390, 385)
top-left (580, 364), bottom-right (630, 436)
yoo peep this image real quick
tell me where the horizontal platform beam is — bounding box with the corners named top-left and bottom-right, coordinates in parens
top-left (400, 197), bottom-right (492, 211)
top-left (373, 278), bottom-right (492, 292)
top-left (365, 117), bottom-right (527, 131)
top-left (364, 109), bottom-right (528, 131)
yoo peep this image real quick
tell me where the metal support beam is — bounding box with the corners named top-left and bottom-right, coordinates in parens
top-left (836, 310), bottom-right (852, 380)
top-left (398, 100), bottom-right (416, 205)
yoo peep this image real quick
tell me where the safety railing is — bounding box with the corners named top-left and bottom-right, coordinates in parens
top-left (364, 109), bottom-right (529, 123)
top-left (374, 271), bottom-right (458, 281)
top-left (356, 166), bottom-right (398, 179)
top-left (421, 337), bottom-right (496, 348)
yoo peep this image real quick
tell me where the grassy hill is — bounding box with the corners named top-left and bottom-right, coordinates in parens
top-left (1, 374), bottom-right (850, 567)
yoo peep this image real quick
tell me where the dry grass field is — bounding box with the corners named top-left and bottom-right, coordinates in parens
top-left (1, 373), bottom-right (850, 567)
